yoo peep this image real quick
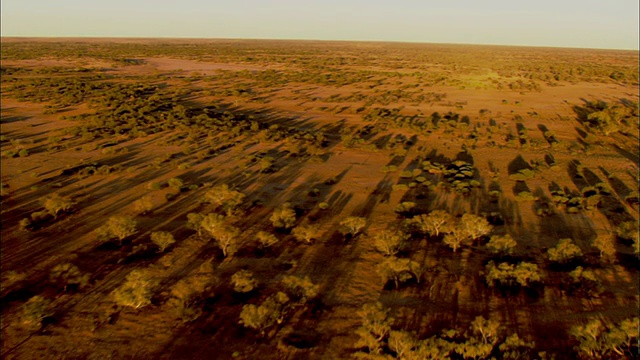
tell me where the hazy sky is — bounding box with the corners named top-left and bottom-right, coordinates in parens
top-left (2, 0), bottom-right (638, 50)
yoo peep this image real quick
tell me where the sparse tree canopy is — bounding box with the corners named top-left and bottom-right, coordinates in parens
top-left (470, 316), bottom-right (500, 345)
top-left (547, 238), bottom-right (583, 263)
top-left (213, 225), bottom-right (241, 257)
top-left (19, 296), bottom-right (52, 329)
top-left (42, 193), bottom-right (74, 218)
top-left (111, 269), bottom-right (156, 309)
top-left (291, 224), bottom-right (319, 244)
top-left (373, 230), bottom-right (408, 256)
top-left (376, 256), bottom-right (421, 288)
top-left (281, 275), bottom-right (319, 303)
top-left (96, 215), bottom-right (137, 242)
top-left (486, 234), bottom-right (517, 255)
top-left (411, 210), bottom-right (451, 238)
top-left (256, 230), bottom-right (279, 248)
top-left (570, 316), bottom-right (639, 359)
top-left (204, 184), bottom-right (245, 216)
top-left (616, 221), bottom-right (639, 254)
top-left (270, 203), bottom-right (296, 229)
top-left (339, 216), bottom-right (367, 237)
top-left (49, 262), bottom-right (89, 292)
top-left (239, 292), bottom-right (290, 334)
top-left (186, 212), bottom-right (205, 236)
top-left (232, 270), bottom-right (258, 293)
top-left (485, 261), bottom-right (543, 288)
top-left (133, 195), bottom-right (153, 214)
top-left (150, 231), bottom-right (176, 252)
top-left (592, 235), bottom-right (616, 262)
top-left (169, 262), bottom-right (215, 322)
top-left (459, 213), bottom-right (493, 243)
top-left (355, 302), bottom-right (392, 354)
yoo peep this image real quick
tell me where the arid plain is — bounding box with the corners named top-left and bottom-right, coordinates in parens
top-left (1, 38), bottom-right (638, 359)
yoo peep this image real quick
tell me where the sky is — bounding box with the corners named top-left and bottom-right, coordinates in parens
top-left (2, 0), bottom-right (638, 50)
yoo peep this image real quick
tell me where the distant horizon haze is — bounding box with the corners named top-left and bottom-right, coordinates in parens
top-left (2, 0), bottom-right (638, 51)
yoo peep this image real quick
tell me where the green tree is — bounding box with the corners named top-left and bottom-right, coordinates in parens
top-left (373, 230), bottom-right (408, 256)
top-left (499, 334), bottom-right (536, 360)
top-left (150, 231), bottom-right (175, 252)
top-left (616, 221), bottom-right (639, 254)
top-left (204, 184), bottom-right (245, 216)
top-left (19, 296), bottom-right (52, 329)
top-left (212, 225), bottom-right (241, 257)
top-left (547, 238), bottom-right (583, 263)
top-left (339, 216), bottom-right (367, 238)
top-left (49, 262), bottom-right (89, 292)
top-left (411, 210), bottom-right (450, 237)
top-left (592, 235), bottom-right (616, 262)
top-left (281, 275), bottom-right (319, 303)
top-left (42, 193), bottom-right (74, 218)
top-left (169, 261), bottom-right (214, 322)
top-left (376, 256), bottom-right (420, 288)
top-left (388, 330), bottom-right (418, 359)
top-left (96, 215), bottom-right (137, 243)
top-left (470, 316), bottom-right (500, 345)
top-left (133, 195), bottom-right (153, 214)
top-left (231, 270), bottom-right (258, 293)
top-left (111, 269), bottom-right (156, 309)
top-left (186, 213), bottom-right (205, 236)
top-left (459, 213), bottom-right (493, 244)
top-left (355, 302), bottom-right (392, 354)
top-left (270, 203), bottom-right (296, 229)
top-left (485, 261), bottom-right (543, 288)
top-left (486, 234), bottom-right (517, 255)
top-left (239, 292), bottom-right (290, 335)
top-left (291, 224), bottom-right (319, 244)
top-left (256, 230), bottom-right (279, 248)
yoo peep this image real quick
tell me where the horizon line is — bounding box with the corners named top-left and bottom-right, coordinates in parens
top-left (2, 35), bottom-right (638, 52)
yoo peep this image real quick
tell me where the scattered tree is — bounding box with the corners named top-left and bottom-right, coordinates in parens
top-left (373, 230), bottom-right (408, 256)
top-left (547, 238), bottom-right (583, 263)
top-left (169, 261), bottom-right (215, 322)
top-left (204, 184), bottom-right (245, 215)
top-left (486, 234), bottom-right (517, 256)
top-left (232, 270), bottom-right (258, 293)
top-left (571, 316), bottom-right (638, 358)
top-left (592, 235), bottom-right (616, 262)
top-left (339, 216), bottom-right (367, 238)
top-left (49, 263), bottom-right (89, 292)
top-left (281, 275), bottom-right (319, 303)
top-left (167, 177), bottom-right (184, 191)
top-left (133, 195), bottom-right (153, 214)
top-left (411, 210), bottom-right (450, 237)
top-left (212, 225), bottom-right (241, 257)
top-left (270, 203), bottom-right (296, 229)
top-left (470, 316), bottom-right (500, 345)
top-left (42, 193), bottom-right (74, 218)
top-left (186, 212), bottom-right (205, 236)
top-left (485, 261), bottom-right (543, 288)
top-left (566, 266), bottom-right (603, 297)
top-left (354, 302), bottom-right (392, 354)
top-left (18, 296), bottom-right (52, 329)
top-left (499, 334), bottom-right (536, 360)
top-left (376, 256), bottom-right (420, 288)
top-left (616, 221), bottom-right (639, 254)
top-left (150, 231), bottom-right (176, 252)
top-left (458, 213), bottom-right (493, 244)
top-left (96, 215), bottom-right (137, 243)
top-left (239, 292), bottom-right (290, 335)
top-left (256, 230), bottom-right (279, 248)
top-left (111, 269), bottom-right (156, 309)
top-left (291, 224), bottom-right (320, 244)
